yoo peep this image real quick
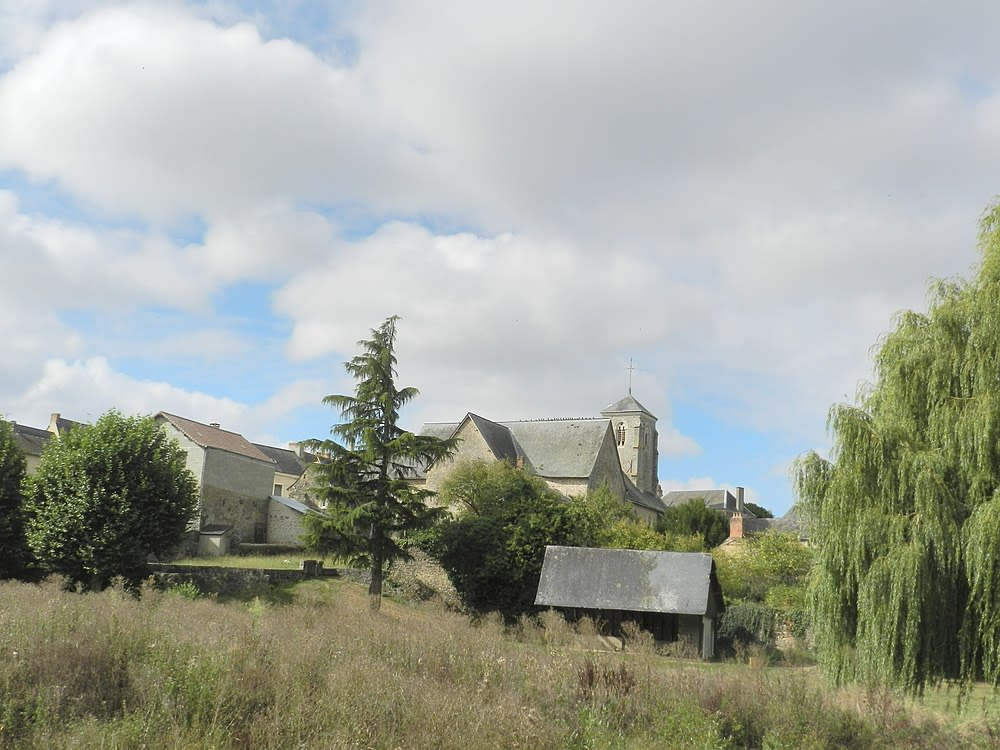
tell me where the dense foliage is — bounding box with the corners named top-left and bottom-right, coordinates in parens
top-left (24, 411), bottom-right (197, 589)
top-left (656, 498), bottom-right (729, 549)
top-left (796, 203), bottom-right (1000, 692)
top-left (423, 461), bottom-right (586, 617)
top-left (0, 419), bottom-right (30, 578)
top-left (302, 316), bottom-right (455, 610)
top-left (424, 462), bottom-right (704, 617)
top-left (714, 531), bottom-right (813, 651)
top-left (744, 501), bottom-right (773, 519)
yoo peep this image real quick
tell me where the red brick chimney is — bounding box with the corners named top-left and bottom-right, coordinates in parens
top-left (730, 513), bottom-right (744, 539)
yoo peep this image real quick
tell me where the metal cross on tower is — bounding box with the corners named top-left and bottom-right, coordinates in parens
top-left (626, 358), bottom-right (635, 394)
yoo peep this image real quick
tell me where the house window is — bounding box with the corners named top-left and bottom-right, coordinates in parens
top-left (616, 422), bottom-right (626, 446)
top-left (274, 484), bottom-right (283, 496)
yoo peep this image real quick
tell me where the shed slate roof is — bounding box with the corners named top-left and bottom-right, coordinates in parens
top-left (535, 545), bottom-right (719, 616)
top-left (11, 423), bottom-right (51, 457)
top-left (253, 443), bottom-right (312, 476)
top-left (600, 394), bottom-right (654, 417)
top-left (157, 413), bottom-right (274, 464)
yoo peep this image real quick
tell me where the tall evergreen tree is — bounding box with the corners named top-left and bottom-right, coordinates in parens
top-left (796, 202), bottom-right (1000, 693)
top-left (303, 316), bottom-right (456, 611)
top-left (0, 419), bottom-right (30, 579)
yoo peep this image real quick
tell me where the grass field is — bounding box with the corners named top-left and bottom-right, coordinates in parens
top-left (169, 554), bottom-right (337, 570)
top-left (2, 575), bottom-right (999, 749)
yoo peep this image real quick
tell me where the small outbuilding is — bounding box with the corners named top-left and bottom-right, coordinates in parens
top-left (534, 545), bottom-right (724, 658)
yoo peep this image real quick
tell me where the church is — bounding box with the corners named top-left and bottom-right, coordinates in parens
top-left (414, 393), bottom-right (667, 523)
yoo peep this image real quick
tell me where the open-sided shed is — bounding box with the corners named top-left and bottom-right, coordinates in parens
top-left (534, 545), bottom-right (724, 658)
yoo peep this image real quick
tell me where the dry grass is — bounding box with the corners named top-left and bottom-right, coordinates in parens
top-left (169, 554), bottom-right (333, 570)
top-left (0, 577), bottom-right (995, 749)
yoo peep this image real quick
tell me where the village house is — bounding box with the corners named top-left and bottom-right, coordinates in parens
top-left (10, 412), bottom-right (86, 474)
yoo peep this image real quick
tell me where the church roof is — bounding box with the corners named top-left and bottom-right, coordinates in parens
top-left (467, 414), bottom-right (519, 463)
top-left (535, 545), bottom-right (721, 616)
top-left (418, 417), bottom-right (611, 480)
top-left (505, 419), bottom-right (609, 478)
top-left (623, 477), bottom-right (668, 514)
top-left (600, 393), bottom-right (654, 418)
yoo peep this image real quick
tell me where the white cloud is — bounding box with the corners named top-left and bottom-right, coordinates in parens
top-left (0, 5), bottom-right (440, 224)
top-left (9, 356), bottom-right (322, 446)
top-left (5, 2), bottom-right (1000, 514)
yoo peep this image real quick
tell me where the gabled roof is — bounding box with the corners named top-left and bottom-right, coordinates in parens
top-left (465, 413), bottom-right (519, 463)
top-left (663, 489), bottom-right (749, 514)
top-left (156, 412), bottom-right (274, 464)
top-left (535, 545), bottom-right (720, 616)
top-left (11, 423), bottom-right (51, 457)
top-left (600, 394), bottom-right (654, 418)
top-left (253, 443), bottom-right (313, 476)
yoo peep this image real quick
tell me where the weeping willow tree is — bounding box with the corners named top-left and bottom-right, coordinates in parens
top-left (795, 203), bottom-right (1000, 694)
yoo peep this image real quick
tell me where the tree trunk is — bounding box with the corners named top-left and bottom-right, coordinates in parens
top-left (369, 543), bottom-right (383, 611)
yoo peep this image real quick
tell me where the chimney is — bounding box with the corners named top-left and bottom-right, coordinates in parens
top-left (48, 413), bottom-right (61, 436)
top-left (729, 513), bottom-right (744, 540)
top-left (290, 441), bottom-right (303, 458)
top-left (736, 486), bottom-right (745, 515)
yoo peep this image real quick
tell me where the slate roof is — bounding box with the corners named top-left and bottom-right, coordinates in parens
top-left (157, 413), bottom-right (274, 464)
top-left (624, 478), bottom-right (668, 514)
top-left (600, 394), bottom-right (654, 417)
top-left (467, 414), bottom-right (519, 463)
top-left (253, 443), bottom-right (313, 476)
top-left (51, 415), bottom-right (85, 434)
top-left (419, 422), bottom-right (460, 441)
top-left (662, 489), bottom-right (748, 514)
top-left (417, 417), bottom-right (611, 479)
top-left (506, 419), bottom-right (610, 478)
top-left (535, 545), bottom-right (720, 616)
top-left (10, 423), bottom-right (51, 457)
top-left (270, 495), bottom-right (316, 514)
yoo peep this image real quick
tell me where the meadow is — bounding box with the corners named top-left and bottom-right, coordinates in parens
top-left (1, 575), bottom-right (997, 749)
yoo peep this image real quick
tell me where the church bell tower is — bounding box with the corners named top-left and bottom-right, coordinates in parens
top-left (600, 392), bottom-right (658, 495)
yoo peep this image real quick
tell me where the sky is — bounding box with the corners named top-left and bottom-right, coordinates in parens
top-left (2, 1), bottom-right (999, 516)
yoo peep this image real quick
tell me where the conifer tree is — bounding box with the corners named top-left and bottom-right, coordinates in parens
top-left (796, 202), bottom-right (1000, 693)
top-left (303, 316), bottom-right (456, 611)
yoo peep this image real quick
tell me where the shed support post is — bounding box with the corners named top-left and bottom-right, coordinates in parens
top-left (702, 615), bottom-right (714, 659)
